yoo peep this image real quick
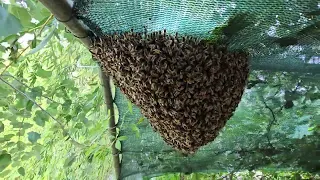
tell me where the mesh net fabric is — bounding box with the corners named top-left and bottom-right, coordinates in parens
top-left (73, 0), bottom-right (320, 73)
top-left (115, 81), bottom-right (320, 179)
top-left (72, 0), bottom-right (320, 179)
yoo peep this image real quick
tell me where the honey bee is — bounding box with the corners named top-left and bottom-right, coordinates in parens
top-left (90, 29), bottom-right (249, 154)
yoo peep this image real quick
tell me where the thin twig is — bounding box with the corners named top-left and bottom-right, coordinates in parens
top-left (1, 74), bottom-right (62, 104)
top-left (262, 100), bottom-right (277, 148)
top-left (216, 156), bottom-right (246, 180)
top-left (277, 105), bottom-right (285, 113)
top-left (0, 15), bottom-right (54, 76)
top-left (39, 15), bottom-right (54, 36)
top-left (25, 14), bottom-right (54, 34)
top-left (273, 86), bottom-right (282, 97)
top-left (0, 47), bottom-right (28, 75)
top-left (0, 77), bottom-right (86, 148)
top-left (263, 100), bottom-right (277, 132)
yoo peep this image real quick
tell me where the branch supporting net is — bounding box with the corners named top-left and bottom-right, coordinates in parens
top-left (73, 0), bottom-right (320, 179)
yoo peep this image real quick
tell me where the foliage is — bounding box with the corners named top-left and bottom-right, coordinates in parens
top-left (0, 0), bottom-right (113, 179)
top-left (116, 65), bottom-right (320, 178)
top-left (152, 171), bottom-right (320, 180)
top-left (206, 13), bottom-right (254, 45)
top-left (1, 0), bottom-right (319, 179)
top-left (116, 70), bottom-right (320, 179)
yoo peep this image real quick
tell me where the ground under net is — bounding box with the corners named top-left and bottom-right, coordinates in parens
top-left (72, 0), bottom-right (320, 179)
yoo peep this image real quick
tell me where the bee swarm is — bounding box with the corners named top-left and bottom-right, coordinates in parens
top-left (90, 30), bottom-right (249, 154)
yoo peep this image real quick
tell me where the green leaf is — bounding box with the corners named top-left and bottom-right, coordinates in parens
top-left (131, 124), bottom-right (140, 138)
top-left (33, 144), bottom-right (43, 153)
top-left (0, 169), bottom-right (10, 177)
top-left (308, 92), bottom-right (320, 101)
top-left (27, 26), bottom-right (55, 55)
top-left (0, 138), bottom-right (7, 143)
top-left (8, 106), bottom-right (19, 115)
top-left (0, 33), bottom-right (19, 44)
top-left (137, 117), bottom-right (145, 124)
top-left (3, 134), bottom-right (14, 141)
top-left (34, 116), bottom-right (45, 127)
top-left (9, 147), bottom-right (21, 154)
top-left (21, 154), bottom-right (31, 161)
top-left (8, 5), bottom-right (32, 29)
top-left (11, 122), bottom-right (32, 129)
top-left (0, 99), bottom-right (8, 107)
top-left (29, 86), bottom-right (43, 99)
top-left (74, 122), bottom-right (83, 129)
top-left (63, 154), bottom-right (76, 167)
top-left (61, 79), bottom-right (75, 88)
top-left (47, 102), bottom-right (59, 116)
top-left (17, 141), bottom-right (26, 150)
top-left (15, 98), bottom-right (26, 110)
top-left (53, 31), bottom-right (60, 40)
top-left (127, 101), bottom-right (133, 114)
top-left (26, 100), bottom-right (34, 111)
top-left (110, 79), bottom-right (116, 99)
top-left (34, 110), bottom-right (49, 127)
top-left (21, 110), bottom-right (32, 118)
top-left (115, 140), bottom-right (121, 151)
top-left (9, 106), bottom-right (31, 118)
top-left (6, 142), bottom-right (15, 148)
top-left (31, 34), bottom-right (37, 49)
top-left (11, 161), bottom-right (20, 167)
top-left (117, 136), bottom-right (128, 141)
top-left (0, 84), bottom-right (11, 98)
top-left (83, 101), bottom-right (94, 113)
top-left (4, 112), bottom-right (16, 122)
top-left (0, 122), bottom-right (4, 133)
top-left (10, 120), bottom-right (21, 128)
top-left (16, 129), bottom-right (25, 136)
top-left (28, 2), bottom-right (51, 21)
top-left (27, 131), bottom-right (41, 143)
top-left (0, 153), bottom-right (11, 172)
top-left (0, 6), bottom-right (22, 37)
top-left (64, 114), bottom-right (72, 122)
top-left (36, 68), bottom-right (52, 78)
top-left (18, 167), bottom-right (25, 176)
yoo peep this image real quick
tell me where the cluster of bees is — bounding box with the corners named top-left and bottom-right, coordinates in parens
top-left (90, 30), bottom-right (249, 154)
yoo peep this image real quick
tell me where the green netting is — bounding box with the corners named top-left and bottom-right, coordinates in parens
top-left (72, 0), bottom-right (320, 179)
top-left (74, 0), bottom-right (320, 73)
top-left (114, 72), bottom-right (320, 179)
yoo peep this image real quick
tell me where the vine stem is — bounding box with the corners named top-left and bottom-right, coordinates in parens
top-left (0, 15), bottom-right (54, 76)
top-left (0, 76), bottom-right (86, 148)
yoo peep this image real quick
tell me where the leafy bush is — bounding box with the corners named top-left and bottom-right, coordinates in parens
top-left (0, 1), bottom-right (113, 179)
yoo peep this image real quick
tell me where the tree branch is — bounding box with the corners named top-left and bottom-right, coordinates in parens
top-left (0, 77), bottom-right (86, 148)
top-left (262, 100), bottom-right (277, 148)
top-left (263, 100), bottom-right (277, 132)
top-left (1, 74), bottom-right (62, 105)
top-left (0, 15), bottom-right (54, 76)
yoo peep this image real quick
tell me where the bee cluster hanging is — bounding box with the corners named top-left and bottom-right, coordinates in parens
top-left (90, 30), bottom-right (249, 154)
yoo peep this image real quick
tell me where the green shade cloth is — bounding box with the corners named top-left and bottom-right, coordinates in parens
top-left (73, 0), bottom-right (320, 178)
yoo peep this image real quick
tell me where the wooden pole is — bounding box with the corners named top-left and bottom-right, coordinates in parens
top-left (39, 0), bottom-right (121, 179)
top-left (100, 72), bottom-right (121, 180)
top-left (39, 0), bottom-right (91, 47)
